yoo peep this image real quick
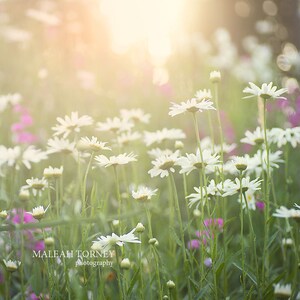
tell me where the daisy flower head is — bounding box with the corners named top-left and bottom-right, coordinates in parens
top-left (3, 259), bottom-right (21, 272)
top-left (77, 136), bottom-right (111, 153)
top-left (95, 152), bottom-right (137, 168)
top-left (52, 112), bottom-right (93, 138)
top-left (0, 146), bottom-right (48, 173)
top-left (243, 82), bottom-right (287, 100)
top-left (96, 117), bottom-right (134, 133)
top-left (148, 150), bottom-right (180, 178)
top-left (144, 128), bottom-right (186, 147)
top-left (241, 127), bottom-right (265, 146)
top-left (177, 149), bottom-right (220, 175)
top-left (222, 176), bottom-right (261, 197)
top-left (29, 204), bottom-right (50, 220)
top-left (24, 177), bottom-right (48, 196)
top-left (273, 205), bottom-right (300, 221)
top-left (0, 93), bottom-right (22, 112)
top-left (169, 98), bottom-right (215, 117)
top-left (269, 127), bottom-right (300, 148)
top-left (47, 137), bottom-right (76, 155)
top-left (132, 185), bottom-right (158, 202)
top-left (120, 108), bottom-right (151, 124)
top-left (0, 210), bottom-right (8, 219)
top-left (231, 156), bottom-right (250, 172)
top-left (116, 131), bottom-right (141, 147)
top-left (21, 146), bottom-right (48, 169)
top-left (238, 189), bottom-right (257, 210)
top-left (43, 166), bottom-right (63, 179)
top-left (91, 228), bottom-right (141, 252)
top-left (273, 283), bottom-right (292, 298)
top-left (147, 148), bottom-right (174, 159)
top-left (209, 71), bottom-right (221, 83)
top-left (186, 180), bottom-right (219, 208)
top-left (248, 149), bottom-right (283, 177)
top-left (194, 89), bottom-right (212, 100)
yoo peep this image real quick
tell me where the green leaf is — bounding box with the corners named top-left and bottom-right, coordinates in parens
top-left (126, 267), bottom-right (140, 296)
top-left (232, 261), bottom-right (257, 286)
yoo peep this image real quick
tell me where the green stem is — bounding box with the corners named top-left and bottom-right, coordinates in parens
top-left (239, 172), bottom-right (246, 296)
top-left (82, 152), bottom-right (94, 217)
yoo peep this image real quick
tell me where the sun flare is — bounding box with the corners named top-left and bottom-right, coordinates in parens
top-left (100, 0), bottom-right (184, 64)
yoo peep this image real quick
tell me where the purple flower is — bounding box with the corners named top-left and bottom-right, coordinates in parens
top-left (203, 218), bottom-right (224, 231)
top-left (255, 201), bottom-right (265, 212)
top-left (187, 239), bottom-right (200, 250)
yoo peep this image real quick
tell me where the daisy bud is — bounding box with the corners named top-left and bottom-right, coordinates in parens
top-left (149, 238), bottom-right (159, 246)
top-left (43, 166), bottom-right (63, 179)
top-left (120, 258), bottom-right (131, 270)
top-left (233, 156), bottom-right (248, 172)
top-left (44, 237), bottom-right (55, 247)
top-left (3, 259), bottom-right (21, 272)
top-left (209, 71), bottom-right (221, 83)
top-left (167, 280), bottom-right (176, 289)
top-left (0, 210), bottom-right (8, 220)
top-left (135, 222), bottom-right (145, 233)
top-left (19, 189), bottom-right (30, 201)
top-left (175, 140), bottom-right (184, 150)
top-left (30, 205), bottom-right (49, 221)
top-left (163, 296), bottom-right (169, 300)
top-left (193, 209), bottom-right (201, 217)
top-left (112, 220), bottom-right (120, 227)
top-left (282, 238), bottom-right (293, 247)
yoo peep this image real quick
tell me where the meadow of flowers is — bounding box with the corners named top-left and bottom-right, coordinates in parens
top-left (1, 1), bottom-right (300, 300)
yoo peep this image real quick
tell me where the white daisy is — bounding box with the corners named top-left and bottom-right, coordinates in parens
top-left (214, 143), bottom-right (237, 154)
top-left (147, 148), bottom-right (175, 158)
top-left (24, 177), bottom-right (48, 196)
top-left (247, 150), bottom-right (283, 177)
top-left (52, 112), bottom-right (93, 138)
top-left (269, 127), bottom-right (300, 148)
top-left (0, 145), bottom-right (48, 172)
top-left (43, 166), bottom-right (63, 179)
top-left (22, 146), bottom-right (48, 169)
top-left (243, 82), bottom-right (287, 100)
top-left (120, 108), bottom-right (151, 124)
top-left (47, 137), bottom-right (76, 154)
top-left (177, 149), bottom-right (220, 175)
top-left (210, 71), bottom-right (221, 83)
top-left (222, 177), bottom-right (261, 197)
top-left (231, 156), bottom-right (250, 171)
top-left (273, 283), bottom-right (292, 298)
top-left (241, 127), bottom-right (265, 146)
top-left (238, 189), bottom-right (257, 210)
top-left (194, 89), bottom-right (212, 100)
top-left (186, 180), bottom-right (219, 208)
top-left (116, 131), bottom-right (141, 147)
top-left (0, 93), bottom-right (22, 112)
top-left (91, 228), bottom-right (141, 252)
top-left (3, 259), bottom-right (21, 272)
top-left (144, 128), bottom-right (186, 147)
top-left (132, 186), bottom-right (158, 202)
top-left (29, 204), bottom-right (50, 220)
top-left (169, 98), bottom-right (215, 117)
top-left (96, 117), bottom-right (134, 133)
top-left (148, 151), bottom-right (180, 178)
top-left (273, 205), bottom-right (300, 220)
top-left (77, 136), bottom-right (111, 152)
top-left (95, 153), bottom-right (137, 168)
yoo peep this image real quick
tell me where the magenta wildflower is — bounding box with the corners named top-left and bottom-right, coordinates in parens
top-left (256, 201), bottom-right (265, 211)
top-left (187, 239), bottom-right (201, 250)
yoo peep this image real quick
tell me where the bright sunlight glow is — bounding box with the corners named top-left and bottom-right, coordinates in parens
top-left (100, 0), bottom-right (184, 66)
